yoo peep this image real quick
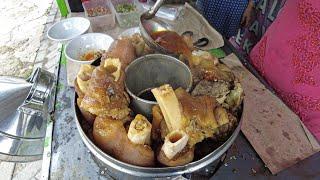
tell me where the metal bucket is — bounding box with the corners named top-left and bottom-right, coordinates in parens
top-left (125, 54), bottom-right (193, 118)
top-left (74, 57), bottom-right (243, 179)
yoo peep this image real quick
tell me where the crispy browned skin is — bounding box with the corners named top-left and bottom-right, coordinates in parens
top-left (175, 88), bottom-right (218, 146)
top-left (157, 146), bottom-right (194, 167)
top-left (77, 38), bottom-right (136, 122)
top-left (80, 65), bottom-right (130, 120)
top-left (75, 66), bottom-right (96, 124)
top-left (100, 60), bottom-right (126, 90)
top-left (192, 63), bottom-right (235, 84)
top-left (151, 88), bottom-right (218, 166)
top-left (74, 65), bottom-right (95, 99)
top-left (77, 96), bottom-right (96, 125)
top-left (93, 117), bottom-right (155, 167)
top-left (75, 39), bottom-right (157, 167)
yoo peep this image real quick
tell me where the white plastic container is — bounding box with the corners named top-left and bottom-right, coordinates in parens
top-left (83, 0), bottom-right (116, 32)
top-left (111, 0), bottom-right (142, 28)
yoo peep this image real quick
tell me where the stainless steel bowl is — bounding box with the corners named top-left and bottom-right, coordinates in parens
top-left (73, 56), bottom-right (243, 179)
top-left (124, 54), bottom-right (192, 118)
top-left (139, 0), bottom-right (175, 55)
top-left (139, 17), bottom-right (173, 55)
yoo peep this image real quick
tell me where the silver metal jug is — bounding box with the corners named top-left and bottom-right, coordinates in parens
top-left (0, 68), bottom-right (56, 162)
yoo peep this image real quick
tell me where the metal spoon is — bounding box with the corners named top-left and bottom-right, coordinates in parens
top-left (139, 0), bottom-right (209, 54)
top-left (139, 0), bottom-right (173, 54)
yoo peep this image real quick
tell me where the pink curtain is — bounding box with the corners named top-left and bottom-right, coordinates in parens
top-left (249, 0), bottom-right (320, 140)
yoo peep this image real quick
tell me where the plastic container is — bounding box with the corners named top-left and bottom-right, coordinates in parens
top-left (111, 0), bottom-right (142, 28)
top-left (82, 0), bottom-right (116, 32)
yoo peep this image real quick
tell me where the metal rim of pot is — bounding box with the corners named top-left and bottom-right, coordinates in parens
top-left (74, 99), bottom-right (242, 177)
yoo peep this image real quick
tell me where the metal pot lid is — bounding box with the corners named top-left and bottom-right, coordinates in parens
top-left (0, 68), bottom-right (56, 162)
top-left (0, 132), bottom-right (44, 162)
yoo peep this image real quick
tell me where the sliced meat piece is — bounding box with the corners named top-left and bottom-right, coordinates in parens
top-left (192, 80), bottom-right (231, 104)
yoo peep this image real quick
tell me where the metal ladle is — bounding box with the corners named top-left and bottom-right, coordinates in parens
top-left (139, 0), bottom-right (209, 54)
top-left (139, 0), bottom-right (172, 54)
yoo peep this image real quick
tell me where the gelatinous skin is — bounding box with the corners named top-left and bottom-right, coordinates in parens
top-left (93, 117), bottom-right (155, 167)
top-left (75, 65), bottom-right (96, 124)
top-left (77, 96), bottom-right (96, 125)
top-left (80, 65), bottom-right (130, 120)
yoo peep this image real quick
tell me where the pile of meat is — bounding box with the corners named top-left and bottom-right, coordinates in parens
top-left (75, 34), bottom-right (243, 167)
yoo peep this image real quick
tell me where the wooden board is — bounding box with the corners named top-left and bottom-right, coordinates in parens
top-left (221, 54), bottom-right (320, 174)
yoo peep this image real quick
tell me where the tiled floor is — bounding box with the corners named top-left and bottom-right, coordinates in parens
top-left (0, 0), bottom-right (53, 78)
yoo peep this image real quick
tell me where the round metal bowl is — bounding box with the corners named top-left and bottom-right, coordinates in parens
top-left (139, 17), bottom-right (173, 55)
top-left (125, 54), bottom-right (193, 118)
top-left (73, 58), bottom-right (243, 179)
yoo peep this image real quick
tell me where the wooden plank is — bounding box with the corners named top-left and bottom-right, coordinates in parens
top-left (221, 54), bottom-right (320, 174)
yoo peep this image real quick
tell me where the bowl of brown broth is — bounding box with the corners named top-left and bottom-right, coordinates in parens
top-left (124, 54), bottom-right (192, 118)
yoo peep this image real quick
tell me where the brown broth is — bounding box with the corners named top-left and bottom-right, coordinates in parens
top-left (137, 88), bottom-right (156, 102)
top-left (151, 31), bottom-right (192, 59)
top-left (169, 133), bottom-right (183, 143)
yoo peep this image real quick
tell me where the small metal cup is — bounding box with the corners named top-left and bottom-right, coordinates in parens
top-left (125, 54), bottom-right (192, 118)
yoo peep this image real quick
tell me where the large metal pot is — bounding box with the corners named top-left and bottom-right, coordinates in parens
top-left (73, 57), bottom-right (243, 179)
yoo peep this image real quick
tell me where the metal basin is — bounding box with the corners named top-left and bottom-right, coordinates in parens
top-left (74, 98), bottom-right (242, 178)
top-left (73, 56), bottom-right (243, 179)
top-left (125, 54), bottom-right (192, 118)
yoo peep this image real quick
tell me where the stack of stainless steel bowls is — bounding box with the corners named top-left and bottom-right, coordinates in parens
top-left (0, 68), bottom-right (55, 162)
